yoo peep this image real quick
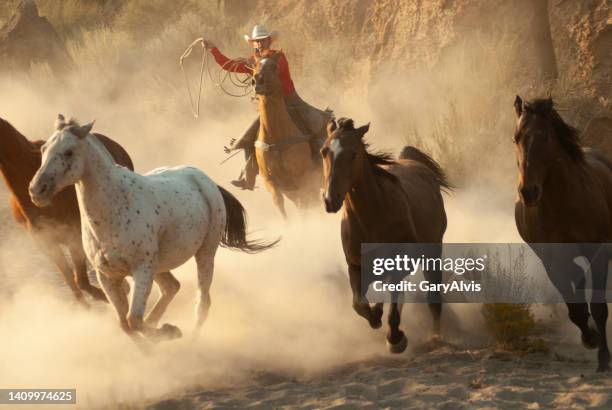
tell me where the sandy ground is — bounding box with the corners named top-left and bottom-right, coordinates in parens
top-left (147, 340), bottom-right (612, 410)
top-left (1, 186), bottom-right (610, 410)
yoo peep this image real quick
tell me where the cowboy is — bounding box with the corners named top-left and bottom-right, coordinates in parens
top-left (200, 25), bottom-right (329, 190)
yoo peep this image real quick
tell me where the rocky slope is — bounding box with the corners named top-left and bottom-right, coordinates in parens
top-left (224, 0), bottom-right (609, 142)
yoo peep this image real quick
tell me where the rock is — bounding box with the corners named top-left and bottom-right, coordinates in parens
top-left (0, 0), bottom-right (67, 73)
top-left (550, 0), bottom-right (611, 103)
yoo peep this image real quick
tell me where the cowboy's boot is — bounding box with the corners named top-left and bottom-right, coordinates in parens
top-left (231, 151), bottom-right (258, 190)
top-left (226, 117), bottom-right (260, 190)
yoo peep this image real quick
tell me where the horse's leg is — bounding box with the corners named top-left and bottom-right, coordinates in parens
top-left (97, 270), bottom-right (150, 352)
top-left (424, 243), bottom-right (443, 338)
top-left (262, 178), bottom-right (287, 218)
top-left (386, 301), bottom-right (407, 353)
top-left (272, 188), bottom-right (287, 218)
top-left (424, 269), bottom-right (442, 338)
top-left (128, 265), bottom-right (182, 342)
top-left (587, 246), bottom-right (610, 372)
top-left (193, 232), bottom-right (221, 338)
top-left (384, 271), bottom-right (407, 353)
top-left (126, 266), bottom-right (155, 331)
top-left (144, 271), bottom-right (180, 328)
top-left (348, 264), bottom-right (383, 329)
top-left (541, 249), bottom-right (596, 348)
top-left (68, 243), bottom-right (107, 302)
top-left (37, 239), bottom-right (87, 306)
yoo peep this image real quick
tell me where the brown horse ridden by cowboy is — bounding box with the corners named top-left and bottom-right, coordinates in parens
top-left (201, 25), bottom-right (331, 194)
top-left (321, 117), bottom-right (452, 353)
top-left (0, 117), bottom-right (134, 305)
top-left (513, 96), bottom-right (612, 372)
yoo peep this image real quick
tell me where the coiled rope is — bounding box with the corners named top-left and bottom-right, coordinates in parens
top-left (180, 38), bottom-right (255, 118)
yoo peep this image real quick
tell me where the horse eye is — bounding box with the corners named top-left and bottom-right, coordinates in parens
top-left (65, 149), bottom-right (73, 158)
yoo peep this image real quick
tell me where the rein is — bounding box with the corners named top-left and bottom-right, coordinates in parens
top-left (180, 39), bottom-right (255, 118)
top-left (254, 135), bottom-right (306, 152)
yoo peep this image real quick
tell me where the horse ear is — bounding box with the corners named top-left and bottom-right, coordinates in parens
top-left (327, 119), bottom-right (337, 136)
top-left (55, 114), bottom-right (65, 130)
top-left (74, 120), bottom-right (95, 139)
top-left (357, 123), bottom-right (370, 138)
top-left (514, 95), bottom-right (523, 118)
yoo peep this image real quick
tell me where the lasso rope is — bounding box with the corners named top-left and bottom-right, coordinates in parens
top-left (180, 39), bottom-right (255, 118)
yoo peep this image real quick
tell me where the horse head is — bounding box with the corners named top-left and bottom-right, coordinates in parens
top-left (254, 52), bottom-right (282, 97)
top-left (513, 96), bottom-right (583, 206)
top-left (321, 117), bottom-right (370, 213)
top-left (29, 114), bottom-right (94, 207)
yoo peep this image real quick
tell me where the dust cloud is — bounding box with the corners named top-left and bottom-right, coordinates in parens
top-left (0, 7), bottom-right (527, 407)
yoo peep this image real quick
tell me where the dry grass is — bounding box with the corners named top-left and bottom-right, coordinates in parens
top-left (397, 21), bottom-right (597, 186)
top-left (113, 0), bottom-right (196, 40)
top-left (36, 0), bottom-right (107, 38)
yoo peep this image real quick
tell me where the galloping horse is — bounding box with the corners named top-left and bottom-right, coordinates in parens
top-left (321, 118), bottom-right (451, 352)
top-left (514, 96), bottom-right (612, 372)
top-left (29, 116), bottom-right (277, 346)
top-left (0, 117), bottom-right (133, 304)
top-left (253, 53), bottom-right (327, 216)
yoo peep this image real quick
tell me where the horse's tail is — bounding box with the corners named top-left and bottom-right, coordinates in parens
top-left (399, 146), bottom-right (454, 192)
top-left (217, 185), bottom-right (280, 253)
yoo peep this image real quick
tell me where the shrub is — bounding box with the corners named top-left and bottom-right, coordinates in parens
top-left (482, 303), bottom-right (548, 353)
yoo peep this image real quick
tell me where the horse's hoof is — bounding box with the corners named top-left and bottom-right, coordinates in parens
top-left (160, 323), bottom-right (183, 340)
top-left (369, 305), bottom-right (383, 329)
top-left (369, 318), bottom-right (383, 329)
top-left (386, 332), bottom-right (408, 354)
top-left (581, 328), bottom-right (600, 350)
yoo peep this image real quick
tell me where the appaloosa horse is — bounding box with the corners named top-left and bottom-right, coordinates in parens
top-left (321, 118), bottom-right (451, 352)
top-left (0, 116), bottom-right (133, 304)
top-left (30, 115), bottom-right (277, 347)
top-left (514, 96), bottom-right (612, 372)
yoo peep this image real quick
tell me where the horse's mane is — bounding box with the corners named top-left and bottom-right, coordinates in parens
top-left (0, 117), bottom-right (41, 158)
top-left (56, 116), bottom-right (83, 134)
top-left (337, 118), bottom-right (398, 182)
top-left (525, 98), bottom-right (584, 162)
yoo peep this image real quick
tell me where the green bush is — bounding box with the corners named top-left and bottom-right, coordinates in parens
top-left (481, 303), bottom-right (548, 353)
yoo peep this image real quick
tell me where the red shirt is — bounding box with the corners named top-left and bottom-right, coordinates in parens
top-left (210, 47), bottom-right (296, 97)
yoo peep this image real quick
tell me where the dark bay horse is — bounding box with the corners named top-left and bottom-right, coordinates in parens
top-left (513, 96), bottom-right (612, 372)
top-left (321, 118), bottom-right (451, 353)
top-left (0, 117), bottom-right (133, 305)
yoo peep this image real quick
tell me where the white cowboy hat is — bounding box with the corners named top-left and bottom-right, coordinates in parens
top-left (244, 25), bottom-right (278, 42)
